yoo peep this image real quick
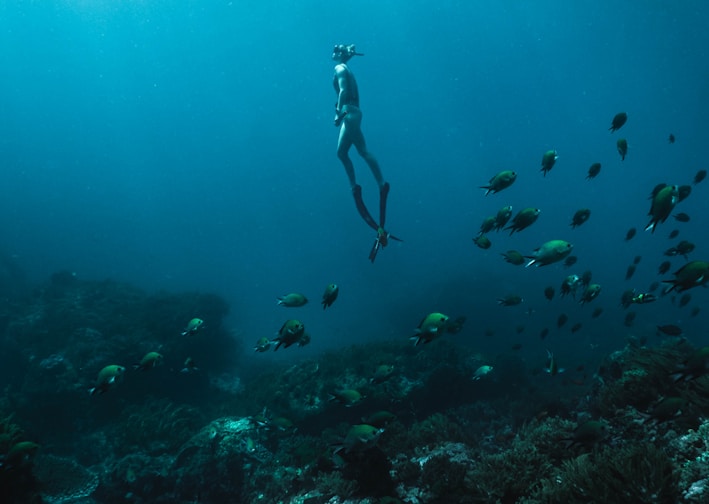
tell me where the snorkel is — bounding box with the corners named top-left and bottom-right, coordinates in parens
top-left (333, 44), bottom-right (364, 61)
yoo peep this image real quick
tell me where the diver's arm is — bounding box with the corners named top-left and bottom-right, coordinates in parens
top-left (334, 65), bottom-right (349, 121)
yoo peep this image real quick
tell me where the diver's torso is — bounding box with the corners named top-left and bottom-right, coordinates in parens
top-left (334, 64), bottom-right (360, 107)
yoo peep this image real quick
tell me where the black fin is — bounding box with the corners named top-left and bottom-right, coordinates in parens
top-left (368, 237), bottom-right (380, 263)
top-left (379, 182), bottom-right (390, 228)
top-left (353, 185), bottom-right (379, 231)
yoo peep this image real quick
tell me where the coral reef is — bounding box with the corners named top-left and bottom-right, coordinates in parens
top-left (3, 271), bottom-right (709, 503)
top-left (34, 454), bottom-right (99, 504)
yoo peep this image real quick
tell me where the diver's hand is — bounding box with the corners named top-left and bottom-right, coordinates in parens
top-left (334, 110), bottom-right (347, 127)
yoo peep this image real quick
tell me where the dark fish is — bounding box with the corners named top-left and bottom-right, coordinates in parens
top-left (540, 150), bottom-right (558, 177)
top-left (557, 313), bottom-right (568, 328)
top-left (625, 265), bottom-right (636, 280)
top-left (609, 112), bottom-right (627, 132)
top-left (511, 343), bottom-right (523, 350)
top-left (564, 255), bottom-right (578, 268)
top-left (484, 328), bottom-right (495, 337)
top-left (540, 327), bottom-right (549, 340)
top-left (678, 185), bottom-right (692, 202)
top-left (648, 281), bottom-right (660, 292)
top-left (501, 250), bottom-right (526, 265)
top-left (479, 216), bottom-right (497, 235)
top-left (677, 240), bottom-right (695, 258)
top-left (649, 183), bottom-right (667, 200)
top-left (679, 293), bottom-right (691, 308)
top-left (480, 170), bottom-right (517, 195)
top-left (544, 350), bottom-right (563, 377)
top-left (666, 240), bottom-right (695, 259)
top-left (498, 295), bottom-right (524, 306)
top-left (581, 270), bottom-right (593, 287)
top-left (473, 235), bottom-right (492, 249)
top-left (570, 209), bottom-right (591, 228)
top-left (633, 255), bottom-right (642, 265)
top-left (657, 324), bottom-right (683, 337)
top-left (694, 169), bottom-right (707, 185)
top-left (620, 289), bottom-right (635, 309)
top-left (668, 133), bottom-right (675, 144)
top-left (515, 325), bottom-right (525, 334)
top-left (445, 316), bottom-right (467, 335)
top-left (625, 227), bottom-right (637, 241)
top-left (617, 138), bottom-right (628, 160)
top-left (624, 311), bottom-right (636, 327)
top-left (658, 261), bottom-right (672, 275)
top-left (690, 306), bottom-right (701, 317)
top-left (646, 184), bottom-right (679, 233)
top-left (544, 286), bottom-right (555, 301)
top-left (494, 206), bottom-right (513, 230)
top-left (673, 212), bottom-right (690, 223)
top-left (662, 260), bottom-right (709, 292)
top-left (586, 162), bottom-right (601, 180)
top-left (505, 207), bottom-right (541, 234)
top-left (591, 307), bottom-right (603, 318)
top-left (668, 229), bottom-right (680, 239)
top-left (570, 322), bottom-right (582, 334)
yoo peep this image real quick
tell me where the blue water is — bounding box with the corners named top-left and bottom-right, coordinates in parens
top-left (1, 1), bottom-right (707, 361)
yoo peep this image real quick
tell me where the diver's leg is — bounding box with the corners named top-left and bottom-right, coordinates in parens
top-left (336, 126), bottom-right (357, 189)
top-left (349, 111), bottom-right (385, 189)
top-left (338, 125), bottom-right (378, 230)
top-left (352, 131), bottom-right (388, 227)
top-left (352, 135), bottom-right (385, 189)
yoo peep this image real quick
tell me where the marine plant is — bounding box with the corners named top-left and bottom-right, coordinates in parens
top-left (0, 412), bottom-right (41, 503)
top-left (419, 453), bottom-right (472, 502)
top-left (0, 412), bottom-right (23, 454)
top-left (311, 471), bottom-right (359, 500)
top-left (529, 443), bottom-right (678, 503)
top-left (386, 412), bottom-right (470, 452)
top-left (592, 342), bottom-right (689, 416)
top-left (114, 398), bottom-right (204, 456)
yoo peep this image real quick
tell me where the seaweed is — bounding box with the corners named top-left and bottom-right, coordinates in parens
top-left (113, 398), bottom-right (205, 456)
top-left (531, 443), bottom-right (678, 503)
top-left (592, 343), bottom-right (690, 416)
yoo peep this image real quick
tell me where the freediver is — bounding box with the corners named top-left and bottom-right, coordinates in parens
top-left (332, 43), bottom-right (400, 262)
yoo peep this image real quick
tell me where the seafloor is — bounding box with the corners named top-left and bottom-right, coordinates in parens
top-left (1, 272), bottom-right (708, 504)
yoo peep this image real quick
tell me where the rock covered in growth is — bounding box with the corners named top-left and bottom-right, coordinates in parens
top-left (170, 417), bottom-right (266, 502)
top-left (34, 454), bottom-right (99, 504)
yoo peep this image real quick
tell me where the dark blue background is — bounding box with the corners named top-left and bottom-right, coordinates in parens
top-left (1, 1), bottom-right (707, 362)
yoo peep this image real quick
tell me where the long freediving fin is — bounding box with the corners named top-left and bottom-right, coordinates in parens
top-left (379, 182), bottom-right (390, 229)
top-left (352, 184), bottom-right (379, 231)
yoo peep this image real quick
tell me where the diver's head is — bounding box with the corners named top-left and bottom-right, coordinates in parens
top-left (332, 44), bottom-right (363, 62)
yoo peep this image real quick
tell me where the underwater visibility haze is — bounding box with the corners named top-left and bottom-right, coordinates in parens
top-left (1, 1), bottom-right (709, 502)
